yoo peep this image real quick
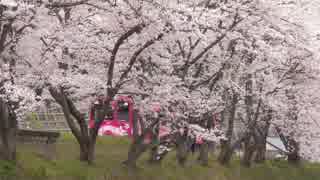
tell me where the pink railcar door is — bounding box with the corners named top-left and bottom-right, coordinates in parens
top-left (89, 96), bottom-right (134, 137)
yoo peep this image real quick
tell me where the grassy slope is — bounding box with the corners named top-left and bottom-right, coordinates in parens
top-left (2, 133), bottom-right (319, 180)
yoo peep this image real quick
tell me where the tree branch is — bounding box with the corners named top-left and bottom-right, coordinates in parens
top-left (190, 67), bottom-right (223, 90)
top-left (176, 40), bottom-right (186, 58)
top-left (123, 0), bottom-right (141, 16)
top-left (0, 22), bottom-right (12, 54)
top-left (46, 0), bottom-right (89, 8)
top-left (106, 23), bottom-right (144, 93)
top-left (180, 14), bottom-right (242, 72)
top-left (48, 86), bottom-right (83, 141)
top-left (115, 33), bottom-right (163, 89)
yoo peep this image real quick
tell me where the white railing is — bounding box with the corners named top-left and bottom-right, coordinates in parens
top-left (19, 112), bottom-right (81, 131)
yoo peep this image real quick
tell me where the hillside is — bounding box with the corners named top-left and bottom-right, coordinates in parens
top-left (1, 133), bottom-right (319, 180)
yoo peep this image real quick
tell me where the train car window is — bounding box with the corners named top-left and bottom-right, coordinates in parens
top-left (117, 101), bottom-right (129, 122)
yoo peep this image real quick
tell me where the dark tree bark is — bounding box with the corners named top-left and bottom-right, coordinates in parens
top-left (254, 109), bottom-right (272, 163)
top-left (197, 115), bottom-right (212, 166)
top-left (218, 91), bottom-right (238, 165)
top-left (124, 134), bottom-right (149, 168)
top-left (0, 9), bottom-right (36, 162)
top-left (276, 127), bottom-right (300, 164)
top-left (0, 99), bottom-right (17, 161)
top-left (240, 54), bottom-right (262, 167)
top-left (274, 89), bottom-right (300, 165)
top-left (241, 137), bottom-right (255, 167)
top-left (176, 141), bottom-right (189, 166)
top-left (0, 19), bottom-right (16, 162)
top-left (148, 120), bottom-right (161, 164)
top-left (132, 110), bottom-right (140, 140)
top-left (241, 92), bottom-right (254, 166)
top-left (287, 139), bottom-right (300, 164)
top-left (198, 141), bottom-right (209, 166)
top-left (285, 90), bottom-right (300, 165)
top-left (124, 116), bottom-right (160, 168)
top-left (253, 133), bottom-right (267, 163)
top-left (49, 86), bottom-right (109, 164)
top-left (175, 127), bottom-right (192, 167)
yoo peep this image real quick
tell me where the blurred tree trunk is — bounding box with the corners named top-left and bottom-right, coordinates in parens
top-left (241, 136), bottom-right (255, 167)
top-left (198, 141), bottom-right (209, 166)
top-left (196, 113), bottom-right (211, 166)
top-left (275, 89), bottom-right (300, 165)
top-left (253, 133), bottom-right (267, 163)
top-left (285, 89), bottom-right (300, 164)
top-left (276, 127), bottom-right (300, 164)
top-left (287, 139), bottom-right (300, 164)
top-left (241, 55), bottom-right (257, 167)
top-left (148, 120), bottom-right (161, 164)
top-left (132, 110), bottom-right (141, 140)
top-left (254, 109), bottom-right (272, 163)
top-left (218, 91), bottom-right (238, 165)
top-left (254, 146), bottom-right (266, 163)
top-left (124, 116), bottom-right (160, 168)
top-left (125, 134), bottom-right (149, 168)
top-left (49, 86), bottom-right (112, 164)
top-left (0, 98), bottom-right (17, 161)
top-left (176, 127), bottom-right (191, 167)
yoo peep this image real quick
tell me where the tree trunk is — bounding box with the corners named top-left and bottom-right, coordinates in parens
top-left (175, 128), bottom-right (191, 167)
top-left (79, 143), bottom-right (89, 162)
top-left (176, 142), bottom-right (189, 167)
top-left (0, 99), bottom-right (17, 162)
top-left (218, 140), bottom-right (233, 165)
top-left (124, 117), bottom-right (160, 168)
top-left (254, 124), bottom-right (269, 163)
top-left (284, 89), bottom-right (300, 165)
top-left (287, 139), bottom-right (300, 165)
top-left (78, 140), bottom-right (95, 164)
top-left (124, 135), bottom-right (149, 168)
top-left (254, 109), bottom-right (272, 163)
top-left (241, 137), bottom-right (255, 167)
top-left (132, 110), bottom-right (140, 140)
top-left (287, 152), bottom-right (300, 164)
top-left (87, 142), bottom-right (96, 164)
top-left (276, 127), bottom-right (300, 165)
top-left (241, 149), bottom-right (254, 167)
top-left (241, 98), bottom-right (261, 167)
top-left (218, 92), bottom-right (238, 165)
top-left (49, 86), bottom-right (105, 164)
top-left (254, 141), bottom-right (266, 163)
top-left (0, 123), bottom-right (17, 161)
top-left (148, 118), bottom-right (161, 164)
top-left (240, 55), bottom-right (256, 168)
top-left (198, 142), bottom-right (209, 166)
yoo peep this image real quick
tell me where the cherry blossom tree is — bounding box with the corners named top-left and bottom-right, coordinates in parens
top-left (253, 0), bottom-right (320, 164)
top-left (9, 0), bottom-right (320, 167)
top-left (128, 0), bottom-right (269, 167)
top-left (17, 0), bottom-right (175, 164)
top-left (0, 0), bottom-right (38, 161)
top-left (212, 0), bottom-right (320, 166)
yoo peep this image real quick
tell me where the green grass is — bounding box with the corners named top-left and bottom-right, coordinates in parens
top-left (1, 133), bottom-right (319, 180)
